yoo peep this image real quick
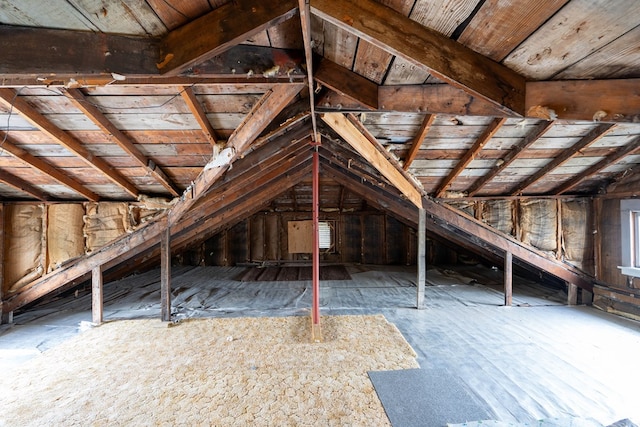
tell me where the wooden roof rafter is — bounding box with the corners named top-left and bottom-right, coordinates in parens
top-left (310, 0), bottom-right (526, 116)
top-left (403, 114), bottom-right (436, 170)
top-left (509, 123), bottom-right (617, 195)
top-left (179, 86), bottom-right (219, 147)
top-left (0, 168), bottom-right (51, 201)
top-left (466, 120), bottom-right (556, 197)
top-left (0, 132), bottom-right (99, 201)
top-left (435, 117), bottom-right (507, 197)
top-left (62, 88), bottom-right (180, 197)
top-left (552, 134), bottom-right (640, 195)
top-left (0, 88), bottom-right (140, 198)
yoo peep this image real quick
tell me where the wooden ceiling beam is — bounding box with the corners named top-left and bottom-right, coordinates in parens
top-left (320, 112), bottom-right (423, 208)
top-left (0, 133), bottom-right (99, 201)
top-left (526, 79), bottom-right (640, 123)
top-left (435, 117), bottom-right (507, 198)
top-left (466, 120), bottom-right (556, 197)
top-left (158, 0), bottom-right (298, 76)
top-left (0, 168), bottom-right (51, 201)
top-left (310, 0), bottom-right (526, 116)
top-left (509, 123), bottom-right (616, 195)
top-left (179, 86), bottom-right (218, 147)
top-left (552, 135), bottom-right (640, 195)
top-left (62, 88), bottom-right (180, 197)
top-left (0, 88), bottom-right (139, 198)
top-left (314, 58), bottom-right (378, 110)
top-left (403, 114), bottom-right (435, 170)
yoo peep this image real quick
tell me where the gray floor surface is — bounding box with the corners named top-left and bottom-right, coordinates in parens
top-left (1, 264), bottom-right (640, 425)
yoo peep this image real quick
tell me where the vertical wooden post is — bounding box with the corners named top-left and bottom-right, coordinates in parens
top-left (92, 265), bottom-right (103, 325)
top-left (161, 227), bottom-right (171, 322)
top-left (504, 251), bottom-right (513, 306)
top-left (0, 203), bottom-right (5, 323)
top-left (556, 199), bottom-right (563, 260)
top-left (567, 282), bottom-right (578, 306)
top-left (417, 207), bottom-right (426, 309)
top-left (311, 146), bottom-right (322, 342)
top-left (593, 198), bottom-right (603, 280)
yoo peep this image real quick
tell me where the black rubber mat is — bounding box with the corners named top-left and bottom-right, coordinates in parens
top-left (368, 368), bottom-right (494, 427)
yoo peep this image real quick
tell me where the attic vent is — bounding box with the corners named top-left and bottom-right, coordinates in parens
top-left (319, 222), bottom-right (332, 249)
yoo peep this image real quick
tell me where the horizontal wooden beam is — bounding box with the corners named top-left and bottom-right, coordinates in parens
top-left (0, 88), bottom-right (139, 198)
top-left (314, 58), bottom-right (378, 110)
top-left (310, 0), bottom-right (525, 116)
top-left (320, 112), bottom-right (423, 208)
top-left (158, 0), bottom-right (298, 75)
top-left (526, 79), bottom-right (640, 123)
top-left (423, 197), bottom-right (593, 291)
top-left (0, 133), bottom-right (99, 201)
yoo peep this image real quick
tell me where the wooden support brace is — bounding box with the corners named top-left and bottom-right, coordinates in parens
top-left (92, 266), bottom-right (103, 325)
top-left (161, 227), bottom-right (171, 322)
top-left (567, 282), bottom-right (578, 306)
top-left (417, 207), bottom-right (426, 309)
top-left (504, 251), bottom-right (513, 306)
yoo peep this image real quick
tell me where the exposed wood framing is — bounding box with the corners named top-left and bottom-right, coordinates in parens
top-left (310, 0), bottom-right (526, 116)
top-left (0, 88), bottom-right (139, 198)
top-left (556, 199), bottom-right (562, 261)
top-left (320, 112), bottom-right (423, 208)
top-left (158, 0), bottom-right (298, 75)
top-left (526, 79), bottom-right (640, 123)
top-left (467, 120), bottom-right (556, 197)
top-left (0, 169), bottom-right (51, 201)
top-left (161, 227), bottom-right (171, 321)
top-left (404, 114), bottom-right (435, 170)
top-left (299, 0), bottom-right (319, 141)
top-left (0, 203), bottom-right (4, 319)
top-left (553, 135), bottom-right (640, 195)
top-left (91, 266), bottom-right (103, 325)
top-left (593, 198), bottom-right (603, 280)
top-left (567, 282), bottom-right (578, 305)
top-left (436, 117), bottom-right (507, 197)
top-left (179, 86), bottom-right (218, 146)
top-left (62, 88), bottom-right (179, 197)
top-left (509, 123), bottom-right (616, 195)
top-left (314, 59), bottom-right (378, 110)
top-left (423, 197), bottom-right (593, 291)
top-left (417, 207), bottom-right (426, 309)
top-left (504, 251), bottom-right (513, 306)
top-left (0, 133), bottom-right (99, 201)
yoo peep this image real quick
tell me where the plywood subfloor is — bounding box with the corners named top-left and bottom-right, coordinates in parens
top-left (0, 315), bottom-right (417, 426)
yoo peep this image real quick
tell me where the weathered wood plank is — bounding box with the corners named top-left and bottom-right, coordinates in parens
top-left (0, 169), bottom-right (50, 201)
top-left (158, 0), bottom-right (298, 75)
top-left (311, 0), bottom-right (526, 115)
top-left (467, 121), bottom-right (556, 196)
top-left (0, 89), bottom-right (140, 198)
top-left (0, 133), bottom-right (99, 201)
top-left (145, 0), bottom-right (213, 29)
top-left (160, 227), bottom-right (171, 321)
top-left (526, 79), bottom-right (640, 123)
top-left (91, 266), bottom-right (103, 325)
top-left (436, 118), bottom-right (507, 197)
top-left (504, 0), bottom-right (640, 80)
top-left (504, 250), bottom-right (513, 306)
top-left (458, 0), bottom-right (569, 61)
top-left (403, 114), bottom-right (435, 170)
top-left (69, 0), bottom-right (167, 36)
top-left (510, 124), bottom-right (616, 195)
top-left (63, 88), bottom-right (180, 197)
top-left (321, 112), bottom-right (423, 208)
top-left (180, 86), bottom-right (218, 145)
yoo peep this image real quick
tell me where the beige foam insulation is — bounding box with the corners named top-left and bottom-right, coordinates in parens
top-left (0, 315), bottom-right (418, 426)
top-left (483, 200), bottom-right (513, 236)
top-left (83, 202), bottom-right (133, 253)
top-left (3, 204), bottom-right (44, 293)
top-left (519, 200), bottom-right (557, 252)
top-left (47, 204), bottom-right (85, 273)
top-left (561, 200), bottom-right (594, 273)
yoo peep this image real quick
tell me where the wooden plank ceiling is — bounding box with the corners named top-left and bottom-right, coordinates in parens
top-left (0, 0), bottom-right (639, 206)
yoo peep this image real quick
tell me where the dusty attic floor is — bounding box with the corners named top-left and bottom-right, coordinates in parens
top-left (1, 264), bottom-right (640, 425)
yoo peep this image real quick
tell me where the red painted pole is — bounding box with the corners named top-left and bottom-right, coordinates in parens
top-left (312, 146), bottom-right (320, 326)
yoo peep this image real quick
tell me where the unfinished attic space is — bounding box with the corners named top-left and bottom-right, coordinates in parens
top-left (2, 0), bottom-right (640, 425)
